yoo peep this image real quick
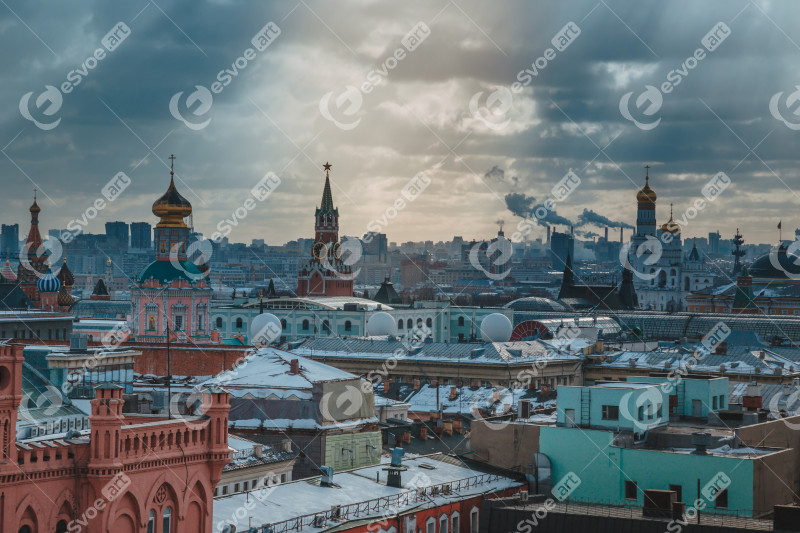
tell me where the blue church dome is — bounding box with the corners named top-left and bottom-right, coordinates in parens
top-left (37, 266), bottom-right (61, 293)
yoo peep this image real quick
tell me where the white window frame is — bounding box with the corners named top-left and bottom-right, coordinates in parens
top-left (426, 516), bottom-right (436, 533)
top-left (451, 511), bottom-right (460, 533)
top-left (439, 513), bottom-right (448, 533)
top-left (470, 507), bottom-right (479, 533)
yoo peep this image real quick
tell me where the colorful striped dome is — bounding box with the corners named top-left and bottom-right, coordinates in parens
top-left (37, 266), bottom-right (61, 293)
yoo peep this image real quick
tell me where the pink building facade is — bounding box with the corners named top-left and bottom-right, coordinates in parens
top-left (131, 162), bottom-right (212, 343)
top-left (0, 343), bottom-right (230, 532)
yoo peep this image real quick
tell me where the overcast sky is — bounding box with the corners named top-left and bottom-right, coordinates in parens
top-left (4, 0), bottom-right (800, 246)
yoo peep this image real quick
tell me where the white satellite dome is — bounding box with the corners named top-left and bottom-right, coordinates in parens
top-left (480, 313), bottom-right (513, 342)
top-left (249, 313), bottom-right (282, 347)
top-left (367, 311), bottom-right (397, 336)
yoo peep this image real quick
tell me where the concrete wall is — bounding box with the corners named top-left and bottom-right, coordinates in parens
top-left (470, 422), bottom-right (541, 472)
top-left (738, 416), bottom-right (800, 512)
top-left (752, 449), bottom-right (797, 515)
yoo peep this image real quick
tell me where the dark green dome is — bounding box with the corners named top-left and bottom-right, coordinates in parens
top-left (136, 259), bottom-right (205, 284)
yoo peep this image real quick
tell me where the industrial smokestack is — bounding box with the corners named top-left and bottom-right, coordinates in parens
top-left (547, 225), bottom-right (551, 244)
top-left (605, 227), bottom-right (609, 241)
top-left (620, 227), bottom-right (623, 243)
top-left (570, 226), bottom-right (574, 235)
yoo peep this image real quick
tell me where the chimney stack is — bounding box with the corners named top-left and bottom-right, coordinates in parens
top-left (570, 225), bottom-right (574, 235)
top-left (604, 227), bottom-right (609, 241)
top-left (620, 227), bottom-right (623, 243)
top-left (289, 359), bottom-right (300, 374)
top-left (449, 386), bottom-right (458, 400)
top-left (547, 225), bottom-right (551, 244)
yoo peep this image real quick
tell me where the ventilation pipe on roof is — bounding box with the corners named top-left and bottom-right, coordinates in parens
top-left (320, 465), bottom-right (334, 486)
top-left (691, 432), bottom-right (711, 455)
top-left (289, 359), bottom-right (300, 374)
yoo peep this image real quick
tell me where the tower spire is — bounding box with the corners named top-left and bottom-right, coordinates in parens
top-left (319, 162), bottom-right (335, 212)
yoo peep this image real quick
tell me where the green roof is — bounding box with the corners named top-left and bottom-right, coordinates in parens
top-left (136, 259), bottom-right (205, 284)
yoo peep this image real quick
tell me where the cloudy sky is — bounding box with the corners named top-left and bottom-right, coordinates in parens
top-left (4, 0), bottom-right (800, 246)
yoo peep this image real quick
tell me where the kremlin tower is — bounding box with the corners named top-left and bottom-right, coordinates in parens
top-left (131, 155), bottom-right (212, 342)
top-left (296, 163), bottom-right (355, 297)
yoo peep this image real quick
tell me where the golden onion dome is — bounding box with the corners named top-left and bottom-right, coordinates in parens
top-left (152, 167), bottom-right (192, 228)
top-left (637, 175), bottom-right (657, 203)
top-left (661, 204), bottom-right (680, 234)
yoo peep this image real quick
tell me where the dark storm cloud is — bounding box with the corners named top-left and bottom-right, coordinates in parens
top-left (1, 0), bottom-right (799, 244)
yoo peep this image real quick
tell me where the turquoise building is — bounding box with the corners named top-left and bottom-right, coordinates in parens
top-left (540, 377), bottom-right (789, 516)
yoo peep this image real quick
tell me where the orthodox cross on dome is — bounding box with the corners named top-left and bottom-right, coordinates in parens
top-left (169, 154), bottom-right (176, 175)
top-left (645, 164), bottom-right (650, 176)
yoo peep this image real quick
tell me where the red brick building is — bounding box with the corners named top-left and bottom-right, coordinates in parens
top-left (0, 343), bottom-right (231, 532)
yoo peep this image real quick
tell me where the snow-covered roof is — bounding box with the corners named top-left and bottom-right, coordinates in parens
top-left (292, 338), bottom-right (581, 365)
top-left (201, 347), bottom-right (357, 397)
top-left (213, 453), bottom-right (522, 532)
top-left (397, 385), bottom-right (556, 416)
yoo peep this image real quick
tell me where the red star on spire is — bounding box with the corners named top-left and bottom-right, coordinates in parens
top-left (323, 162), bottom-right (332, 172)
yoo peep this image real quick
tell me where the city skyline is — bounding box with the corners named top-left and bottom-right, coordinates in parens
top-left (4, 1), bottom-right (800, 245)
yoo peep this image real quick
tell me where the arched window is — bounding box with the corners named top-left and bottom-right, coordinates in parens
top-left (216, 317), bottom-right (223, 328)
top-left (302, 319), bottom-right (310, 331)
top-left (323, 320), bottom-right (330, 334)
top-left (235, 317), bottom-right (243, 329)
top-left (345, 320), bottom-right (352, 332)
top-left (147, 510), bottom-right (155, 533)
top-left (440, 514), bottom-right (448, 533)
top-left (281, 319), bottom-right (287, 330)
top-left (163, 506), bottom-right (172, 533)
top-left (426, 318), bottom-right (432, 328)
top-left (18, 527), bottom-right (31, 533)
top-left (56, 521), bottom-right (68, 533)
top-left (416, 318), bottom-right (423, 328)
top-left (458, 316), bottom-right (465, 327)
top-left (406, 319), bottom-right (412, 329)
top-left (398, 319), bottom-right (403, 329)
